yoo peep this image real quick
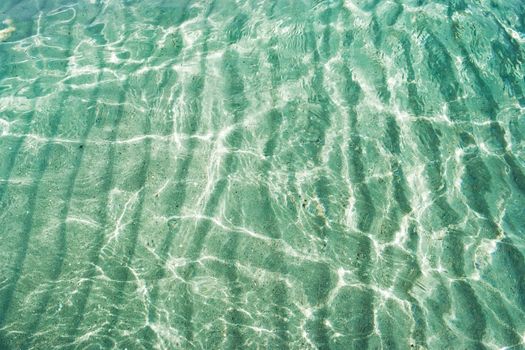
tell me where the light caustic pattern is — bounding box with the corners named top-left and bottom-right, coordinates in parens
top-left (0, 0), bottom-right (524, 349)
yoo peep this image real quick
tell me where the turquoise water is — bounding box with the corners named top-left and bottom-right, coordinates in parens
top-left (0, 0), bottom-right (525, 349)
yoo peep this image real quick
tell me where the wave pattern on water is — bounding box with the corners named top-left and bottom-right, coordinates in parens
top-left (0, 0), bottom-right (524, 349)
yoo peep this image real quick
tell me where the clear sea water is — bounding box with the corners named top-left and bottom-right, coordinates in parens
top-left (0, 0), bottom-right (525, 349)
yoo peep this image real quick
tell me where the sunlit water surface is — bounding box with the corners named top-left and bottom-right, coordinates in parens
top-left (1, 0), bottom-right (525, 349)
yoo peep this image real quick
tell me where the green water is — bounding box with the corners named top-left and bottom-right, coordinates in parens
top-left (0, 0), bottom-right (524, 349)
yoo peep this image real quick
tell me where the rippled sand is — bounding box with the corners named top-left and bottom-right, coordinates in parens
top-left (0, 0), bottom-right (525, 349)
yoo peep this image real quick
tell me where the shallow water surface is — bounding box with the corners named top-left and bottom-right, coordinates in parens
top-left (0, 0), bottom-right (525, 349)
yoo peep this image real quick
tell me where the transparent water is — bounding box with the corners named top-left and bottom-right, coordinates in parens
top-left (0, 0), bottom-right (525, 349)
